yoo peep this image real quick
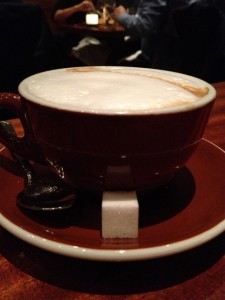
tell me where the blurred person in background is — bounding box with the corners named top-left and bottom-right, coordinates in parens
top-left (52, 0), bottom-right (96, 66)
top-left (52, 0), bottom-right (139, 66)
top-left (113, 0), bottom-right (225, 82)
top-left (113, 0), bottom-right (199, 67)
top-left (53, 0), bottom-right (95, 24)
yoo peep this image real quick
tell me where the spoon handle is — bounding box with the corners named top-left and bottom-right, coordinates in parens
top-left (0, 121), bottom-right (75, 211)
top-left (0, 121), bottom-right (36, 184)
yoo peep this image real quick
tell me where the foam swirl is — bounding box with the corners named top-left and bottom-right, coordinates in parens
top-left (19, 67), bottom-right (211, 114)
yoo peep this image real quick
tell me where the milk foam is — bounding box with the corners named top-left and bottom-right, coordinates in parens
top-left (19, 67), bottom-right (210, 114)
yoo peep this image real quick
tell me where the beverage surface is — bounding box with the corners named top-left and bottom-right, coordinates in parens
top-left (19, 67), bottom-right (210, 114)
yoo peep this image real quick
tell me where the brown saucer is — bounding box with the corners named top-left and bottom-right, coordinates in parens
top-left (0, 139), bottom-right (225, 261)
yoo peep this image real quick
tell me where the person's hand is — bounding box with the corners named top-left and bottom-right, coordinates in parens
top-left (79, 1), bottom-right (95, 12)
top-left (113, 5), bottom-right (127, 20)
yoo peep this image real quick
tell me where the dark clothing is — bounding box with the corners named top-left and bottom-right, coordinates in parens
top-left (0, 2), bottom-right (59, 119)
top-left (117, 0), bottom-right (199, 64)
top-left (116, 0), bottom-right (138, 8)
top-left (117, 0), bottom-right (225, 82)
top-left (0, 2), bottom-right (59, 92)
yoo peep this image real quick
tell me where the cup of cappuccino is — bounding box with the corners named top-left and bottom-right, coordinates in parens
top-left (0, 67), bottom-right (216, 191)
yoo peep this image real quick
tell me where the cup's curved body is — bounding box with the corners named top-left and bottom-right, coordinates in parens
top-left (24, 101), bottom-right (214, 191)
top-left (0, 67), bottom-right (216, 191)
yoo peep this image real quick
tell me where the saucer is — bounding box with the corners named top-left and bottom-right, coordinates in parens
top-left (0, 139), bottom-right (225, 261)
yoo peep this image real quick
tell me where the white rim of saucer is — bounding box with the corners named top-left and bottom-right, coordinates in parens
top-left (0, 212), bottom-right (225, 262)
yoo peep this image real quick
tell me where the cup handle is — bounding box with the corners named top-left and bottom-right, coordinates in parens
top-left (0, 93), bottom-right (44, 163)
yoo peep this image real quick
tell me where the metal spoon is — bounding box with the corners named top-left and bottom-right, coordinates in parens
top-left (0, 121), bottom-right (75, 211)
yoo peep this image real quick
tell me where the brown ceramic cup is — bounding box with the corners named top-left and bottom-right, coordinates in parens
top-left (0, 67), bottom-right (216, 191)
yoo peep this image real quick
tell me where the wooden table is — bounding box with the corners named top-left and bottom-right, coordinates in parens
top-left (58, 22), bottom-right (125, 39)
top-left (0, 82), bottom-right (225, 299)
